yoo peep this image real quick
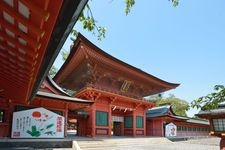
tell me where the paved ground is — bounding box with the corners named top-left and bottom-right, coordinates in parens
top-left (0, 137), bottom-right (220, 150)
top-left (128, 138), bottom-right (220, 150)
top-left (110, 139), bottom-right (220, 150)
top-left (75, 137), bottom-right (220, 150)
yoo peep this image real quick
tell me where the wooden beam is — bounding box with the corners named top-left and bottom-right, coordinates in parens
top-left (19, 0), bottom-right (50, 21)
top-left (0, 18), bottom-right (38, 48)
top-left (0, 1), bottom-right (44, 37)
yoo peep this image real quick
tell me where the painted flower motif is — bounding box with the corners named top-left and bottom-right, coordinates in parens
top-left (32, 111), bottom-right (41, 118)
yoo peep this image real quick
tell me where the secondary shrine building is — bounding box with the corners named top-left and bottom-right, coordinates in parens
top-left (53, 34), bottom-right (179, 137)
top-left (0, 0), bottom-right (209, 139)
top-left (0, 32), bottom-right (210, 138)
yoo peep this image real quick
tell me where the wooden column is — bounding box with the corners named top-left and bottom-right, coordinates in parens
top-left (161, 121), bottom-right (165, 137)
top-left (91, 104), bottom-right (96, 137)
top-left (108, 104), bottom-right (112, 137)
top-left (121, 121), bottom-right (124, 136)
top-left (6, 99), bottom-right (14, 137)
top-left (132, 111), bottom-right (136, 136)
top-left (64, 103), bottom-right (68, 137)
top-left (143, 111), bottom-right (146, 136)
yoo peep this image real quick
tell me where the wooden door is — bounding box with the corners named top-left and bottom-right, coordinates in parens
top-left (113, 122), bottom-right (122, 136)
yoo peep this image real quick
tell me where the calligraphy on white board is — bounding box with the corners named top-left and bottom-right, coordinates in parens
top-left (11, 107), bottom-right (64, 138)
top-left (165, 122), bottom-right (177, 137)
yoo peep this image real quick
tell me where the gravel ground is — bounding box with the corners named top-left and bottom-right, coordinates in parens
top-left (1, 137), bottom-right (220, 150)
top-left (121, 137), bottom-right (220, 150)
top-left (78, 137), bottom-right (220, 150)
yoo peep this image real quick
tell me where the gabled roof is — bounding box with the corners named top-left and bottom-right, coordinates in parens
top-left (146, 105), bottom-right (171, 117)
top-left (36, 91), bottom-right (93, 104)
top-left (196, 104), bottom-right (225, 119)
top-left (186, 118), bottom-right (209, 125)
top-left (54, 33), bottom-right (179, 98)
top-left (147, 105), bottom-right (209, 125)
top-left (45, 76), bottom-right (71, 96)
top-left (196, 108), bottom-right (225, 118)
top-left (146, 105), bottom-right (187, 120)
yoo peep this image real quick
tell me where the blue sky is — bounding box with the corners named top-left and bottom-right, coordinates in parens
top-left (53, 0), bottom-right (225, 117)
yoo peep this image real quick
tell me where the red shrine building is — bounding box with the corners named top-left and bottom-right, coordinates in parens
top-left (146, 105), bottom-right (209, 138)
top-left (0, 0), bottom-right (209, 138)
top-left (53, 34), bottom-right (179, 137)
top-left (0, 0), bottom-right (90, 138)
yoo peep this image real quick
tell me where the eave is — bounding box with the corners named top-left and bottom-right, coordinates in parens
top-left (54, 33), bottom-right (179, 98)
top-left (29, 0), bottom-right (88, 101)
top-left (37, 91), bottom-right (93, 104)
top-left (0, 0), bottom-right (87, 102)
top-left (146, 114), bottom-right (188, 121)
top-left (75, 87), bottom-right (156, 109)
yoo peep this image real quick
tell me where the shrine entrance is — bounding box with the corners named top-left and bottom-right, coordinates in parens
top-left (113, 122), bottom-right (122, 136)
top-left (67, 110), bottom-right (89, 137)
top-left (112, 116), bottom-right (124, 136)
top-left (67, 118), bottom-right (78, 136)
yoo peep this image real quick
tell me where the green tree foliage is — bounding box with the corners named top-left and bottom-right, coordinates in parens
top-left (125, 0), bottom-right (135, 15)
top-left (49, 0), bottom-right (179, 76)
top-left (191, 85), bottom-right (225, 111)
top-left (48, 65), bottom-right (58, 78)
top-left (171, 0), bottom-right (179, 7)
top-left (75, 4), bottom-right (106, 40)
top-left (71, 0), bottom-right (179, 40)
top-left (48, 50), bottom-right (68, 78)
top-left (145, 93), bottom-right (163, 102)
top-left (61, 50), bottom-right (69, 61)
top-left (155, 94), bottom-right (190, 117)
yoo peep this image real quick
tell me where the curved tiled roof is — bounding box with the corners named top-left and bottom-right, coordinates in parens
top-left (37, 91), bottom-right (93, 104)
top-left (147, 105), bottom-right (209, 125)
top-left (54, 33), bottom-right (179, 98)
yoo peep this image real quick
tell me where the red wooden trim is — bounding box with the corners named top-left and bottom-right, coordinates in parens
top-left (132, 111), bottom-right (136, 136)
top-left (0, 18), bottom-right (37, 49)
top-left (19, 0), bottom-right (50, 21)
top-left (0, 32), bottom-right (36, 57)
top-left (136, 130), bottom-right (144, 135)
top-left (0, 1), bottom-right (43, 37)
top-left (0, 71), bottom-right (27, 87)
top-left (96, 128), bottom-right (109, 135)
top-left (0, 43), bottom-right (34, 61)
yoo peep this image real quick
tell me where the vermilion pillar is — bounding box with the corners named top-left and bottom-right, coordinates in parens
top-left (64, 103), bottom-right (68, 137)
top-left (132, 111), bottom-right (136, 136)
top-left (91, 104), bottom-right (96, 137)
top-left (220, 137), bottom-right (225, 150)
top-left (143, 112), bottom-right (146, 136)
top-left (108, 104), bottom-right (112, 137)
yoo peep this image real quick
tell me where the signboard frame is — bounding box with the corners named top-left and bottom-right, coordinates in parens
top-left (165, 122), bottom-right (177, 137)
top-left (11, 107), bottom-right (65, 138)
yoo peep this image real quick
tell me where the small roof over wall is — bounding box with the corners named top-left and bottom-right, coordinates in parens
top-left (146, 105), bottom-right (188, 120)
top-left (186, 118), bottom-right (209, 125)
top-left (147, 105), bottom-right (209, 125)
top-left (197, 109), bottom-right (225, 116)
top-left (54, 33), bottom-right (179, 99)
top-left (196, 104), bottom-right (225, 119)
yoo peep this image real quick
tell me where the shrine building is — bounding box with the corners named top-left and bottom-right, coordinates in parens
top-left (146, 105), bottom-right (209, 137)
top-left (0, 0), bottom-right (89, 138)
top-left (0, 0), bottom-right (210, 139)
top-left (53, 33), bottom-right (179, 137)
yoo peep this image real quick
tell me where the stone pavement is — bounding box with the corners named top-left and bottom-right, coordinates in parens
top-left (73, 137), bottom-right (220, 150)
top-left (0, 137), bottom-right (220, 150)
